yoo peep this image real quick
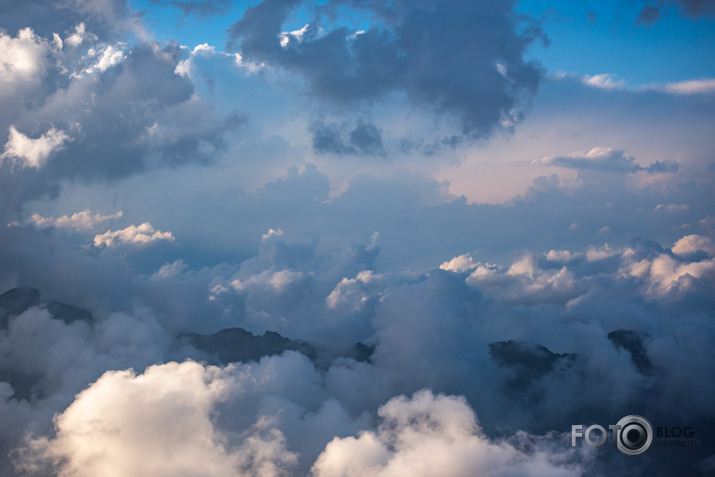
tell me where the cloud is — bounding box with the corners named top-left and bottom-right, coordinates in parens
top-left (581, 73), bottom-right (625, 90)
top-left (533, 147), bottom-right (678, 174)
top-left (654, 203), bottom-right (689, 212)
top-left (658, 78), bottom-right (715, 95)
top-left (0, 0), bottom-right (135, 43)
top-left (312, 390), bottom-right (584, 477)
top-left (439, 253), bottom-right (479, 273)
top-left (15, 360), bottom-right (299, 477)
top-left (672, 234), bottom-right (715, 256)
top-left (622, 245), bottom-right (715, 294)
top-left (228, 0), bottom-right (542, 141)
top-left (1, 126), bottom-right (70, 169)
top-left (636, 4), bottom-right (662, 23)
top-left (565, 72), bottom-right (715, 97)
top-left (28, 209), bottom-right (122, 232)
top-left (636, 0), bottom-right (715, 23)
top-left (0, 2), bottom-right (713, 475)
top-left (0, 23), bottom-right (245, 217)
top-left (310, 119), bottom-right (385, 156)
top-left (0, 28), bottom-right (49, 95)
top-left (75, 43), bottom-right (125, 76)
top-left (93, 222), bottom-right (175, 247)
top-left (149, 0), bottom-right (233, 17)
top-left (152, 259), bottom-right (188, 280)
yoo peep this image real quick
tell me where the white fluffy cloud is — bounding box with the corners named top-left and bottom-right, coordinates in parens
top-left (16, 360), bottom-right (298, 477)
top-left (672, 234), bottom-right (715, 257)
top-left (0, 28), bottom-right (48, 94)
top-left (29, 209), bottom-right (123, 232)
top-left (312, 390), bottom-right (583, 477)
top-left (1, 126), bottom-right (69, 169)
top-left (624, 252), bottom-right (715, 294)
top-left (439, 253), bottom-right (479, 273)
top-left (93, 222), bottom-right (175, 247)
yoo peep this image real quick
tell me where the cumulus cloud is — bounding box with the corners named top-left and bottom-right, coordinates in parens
top-left (439, 253), bottom-right (479, 273)
top-left (28, 209), bottom-right (122, 231)
top-left (672, 234), bottom-right (715, 256)
top-left (15, 360), bottom-right (298, 477)
top-left (1, 126), bottom-right (70, 169)
top-left (93, 222), bottom-right (175, 247)
top-left (76, 43), bottom-right (125, 76)
top-left (624, 250), bottom-right (715, 294)
top-left (0, 22), bottom-right (245, 218)
top-left (0, 28), bottom-right (49, 95)
top-left (313, 390), bottom-right (584, 477)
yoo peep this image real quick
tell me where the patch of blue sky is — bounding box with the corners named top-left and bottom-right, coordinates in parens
top-left (517, 0), bottom-right (715, 86)
top-left (127, 0), bottom-right (256, 49)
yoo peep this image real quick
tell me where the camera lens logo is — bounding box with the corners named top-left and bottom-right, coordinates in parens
top-left (614, 415), bottom-right (653, 456)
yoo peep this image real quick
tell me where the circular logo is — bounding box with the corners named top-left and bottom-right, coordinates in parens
top-left (615, 415), bottom-right (653, 456)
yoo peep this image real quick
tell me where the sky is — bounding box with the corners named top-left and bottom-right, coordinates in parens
top-left (0, 0), bottom-right (714, 476)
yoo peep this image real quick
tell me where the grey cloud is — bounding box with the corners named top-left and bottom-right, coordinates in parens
top-left (645, 159), bottom-right (679, 173)
top-left (35, 42), bottom-right (240, 179)
top-left (636, 4), bottom-right (661, 24)
top-left (228, 0), bottom-right (542, 140)
top-left (310, 119), bottom-right (385, 156)
top-left (637, 0), bottom-right (715, 23)
top-left (148, 0), bottom-right (231, 17)
top-left (535, 147), bottom-right (679, 175)
top-left (0, 37), bottom-right (244, 219)
top-left (0, 0), bottom-right (133, 41)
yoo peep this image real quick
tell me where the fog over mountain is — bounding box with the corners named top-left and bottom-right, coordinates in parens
top-left (1, 0), bottom-right (714, 476)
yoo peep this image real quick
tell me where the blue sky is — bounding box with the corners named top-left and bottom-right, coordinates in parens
top-left (0, 1), bottom-right (714, 476)
top-left (518, 0), bottom-right (715, 84)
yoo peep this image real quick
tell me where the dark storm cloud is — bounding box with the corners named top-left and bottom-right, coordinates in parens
top-left (228, 0), bottom-right (543, 140)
